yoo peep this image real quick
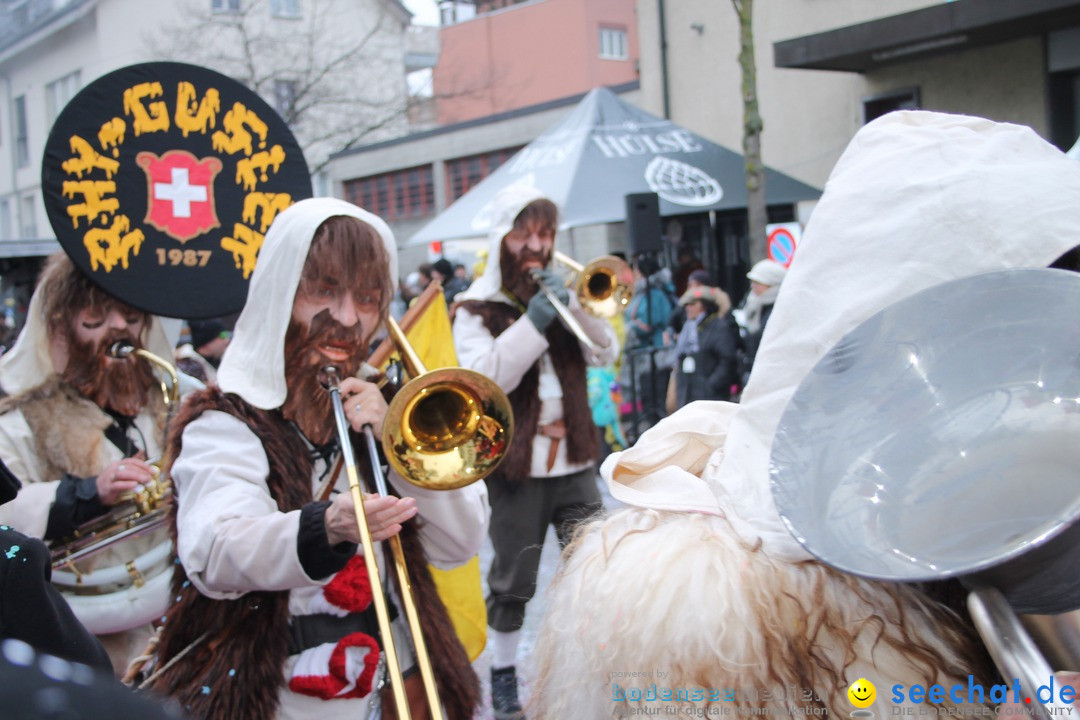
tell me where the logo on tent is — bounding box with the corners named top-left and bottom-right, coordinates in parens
top-left (644, 156), bottom-right (722, 207)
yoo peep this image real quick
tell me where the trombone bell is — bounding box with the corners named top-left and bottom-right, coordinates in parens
top-left (385, 367), bottom-right (511, 491)
top-left (575, 255), bottom-right (634, 318)
top-left (552, 251), bottom-right (633, 318)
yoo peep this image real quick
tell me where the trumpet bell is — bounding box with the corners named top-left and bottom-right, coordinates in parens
top-left (384, 367), bottom-right (513, 490)
top-left (574, 255), bottom-right (633, 318)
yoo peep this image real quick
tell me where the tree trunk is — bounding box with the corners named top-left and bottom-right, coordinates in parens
top-left (733, 0), bottom-right (768, 263)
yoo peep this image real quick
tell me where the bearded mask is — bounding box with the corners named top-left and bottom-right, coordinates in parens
top-left (280, 309), bottom-right (370, 446)
top-left (61, 325), bottom-right (155, 418)
top-left (500, 240), bottom-right (552, 304)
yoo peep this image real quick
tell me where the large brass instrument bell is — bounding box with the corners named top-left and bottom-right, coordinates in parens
top-left (382, 315), bottom-right (513, 490)
top-left (528, 251), bottom-right (632, 353)
top-left (322, 316), bottom-right (512, 719)
top-left (555, 250), bottom-right (633, 318)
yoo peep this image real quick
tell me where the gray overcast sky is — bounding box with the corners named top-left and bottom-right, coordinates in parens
top-left (402, 0), bottom-right (439, 26)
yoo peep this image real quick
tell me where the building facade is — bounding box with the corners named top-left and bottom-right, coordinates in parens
top-left (636, 0), bottom-right (1080, 191)
top-left (433, 0), bottom-right (638, 124)
top-left (0, 0), bottom-right (412, 320)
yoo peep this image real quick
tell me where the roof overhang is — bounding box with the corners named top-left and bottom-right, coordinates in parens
top-left (774, 0), bottom-right (1080, 73)
top-left (0, 239), bottom-right (61, 259)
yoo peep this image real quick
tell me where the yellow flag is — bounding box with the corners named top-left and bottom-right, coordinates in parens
top-left (427, 558), bottom-right (487, 661)
top-left (388, 292), bottom-right (459, 370)
top-left (387, 290), bottom-right (488, 660)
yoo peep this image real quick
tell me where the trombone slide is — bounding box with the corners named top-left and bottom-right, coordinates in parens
top-left (326, 368), bottom-right (444, 720)
top-left (529, 269), bottom-right (604, 354)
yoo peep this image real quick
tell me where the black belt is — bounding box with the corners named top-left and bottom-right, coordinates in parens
top-left (287, 605), bottom-right (397, 656)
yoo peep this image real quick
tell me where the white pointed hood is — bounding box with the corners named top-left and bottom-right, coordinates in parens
top-left (216, 198), bottom-right (398, 410)
top-left (0, 255), bottom-right (174, 396)
top-left (602, 111), bottom-right (1080, 560)
top-left (458, 183), bottom-right (549, 303)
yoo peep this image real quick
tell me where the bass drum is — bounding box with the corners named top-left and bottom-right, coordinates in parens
top-left (51, 532), bottom-right (173, 635)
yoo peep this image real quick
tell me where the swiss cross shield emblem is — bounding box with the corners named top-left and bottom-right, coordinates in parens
top-left (136, 150), bottom-right (223, 243)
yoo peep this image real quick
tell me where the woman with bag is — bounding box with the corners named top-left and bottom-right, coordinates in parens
top-left (672, 285), bottom-right (740, 408)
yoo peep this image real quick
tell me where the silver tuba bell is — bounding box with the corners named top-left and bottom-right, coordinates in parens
top-left (770, 268), bottom-right (1080, 718)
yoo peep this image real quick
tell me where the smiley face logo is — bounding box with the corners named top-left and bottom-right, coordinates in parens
top-left (848, 678), bottom-right (876, 709)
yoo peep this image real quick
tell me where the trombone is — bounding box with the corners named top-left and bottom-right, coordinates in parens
top-left (324, 316), bottom-right (512, 720)
top-left (529, 251), bottom-right (632, 352)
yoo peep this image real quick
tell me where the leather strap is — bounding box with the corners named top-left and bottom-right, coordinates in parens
top-left (287, 610), bottom-right (388, 656)
top-left (538, 420), bottom-right (566, 473)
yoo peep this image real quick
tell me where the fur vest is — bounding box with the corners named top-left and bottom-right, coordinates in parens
top-left (0, 374), bottom-right (167, 479)
top-left (150, 388), bottom-right (479, 720)
top-left (457, 301), bottom-right (598, 481)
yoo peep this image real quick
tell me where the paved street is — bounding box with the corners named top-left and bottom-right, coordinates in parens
top-left (469, 470), bottom-right (624, 719)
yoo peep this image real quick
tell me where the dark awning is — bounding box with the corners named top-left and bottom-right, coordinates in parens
top-left (774, 0), bottom-right (1080, 73)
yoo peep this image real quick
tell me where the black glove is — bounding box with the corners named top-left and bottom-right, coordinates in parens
top-left (525, 270), bottom-right (570, 332)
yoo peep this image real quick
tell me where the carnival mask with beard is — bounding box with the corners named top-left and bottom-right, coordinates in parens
top-left (281, 308), bottom-right (371, 446)
top-left (500, 240), bottom-right (552, 305)
top-left (61, 327), bottom-right (155, 418)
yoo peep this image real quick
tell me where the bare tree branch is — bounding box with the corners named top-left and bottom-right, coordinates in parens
top-left (149, 0), bottom-right (411, 174)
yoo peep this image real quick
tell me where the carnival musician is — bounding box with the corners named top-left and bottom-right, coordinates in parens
top-left (529, 112), bottom-right (1080, 717)
top-left (148, 198), bottom-right (488, 720)
top-left (452, 184), bottom-right (618, 719)
top-left (0, 253), bottom-right (181, 675)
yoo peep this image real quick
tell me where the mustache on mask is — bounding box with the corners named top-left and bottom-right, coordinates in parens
top-left (294, 309), bottom-right (369, 361)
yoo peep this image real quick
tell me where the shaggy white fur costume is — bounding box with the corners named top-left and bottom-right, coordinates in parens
top-left (530, 112), bottom-right (1080, 718)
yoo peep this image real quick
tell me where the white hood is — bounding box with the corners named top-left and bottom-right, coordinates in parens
top-left (603, 111), bottom-right (1080, 560)
top-left (216, 198), bottom-right (398, 410)
top-left (0, 256), bottom-right (174, 396)
top-left (458, 183), bottom-right (549, 303)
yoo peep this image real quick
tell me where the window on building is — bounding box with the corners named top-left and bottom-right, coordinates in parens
top-left (20, 194), bottom-right (36, 238)
top-left (445, 147), bottom-right (521, 203)
top-left (343, 165), bottom-right (435, 221)
top-left (14, 95), bottom-right (28, 168)
top-left (599, 26), bottom-right (628, 60)
top-left (45, 70), bottom-right (81, 126)
top-left (0, 200), bottom-right (10, 240)
top-left (212, 0), bottom-right (240, 11)
top-left (270, 0), bottom-right (300, 18)
top-left (273, 79), bottom-right (297, 119)
top-left (862, 87), bottom-right (919, 124)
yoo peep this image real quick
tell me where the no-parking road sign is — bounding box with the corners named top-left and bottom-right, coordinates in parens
top-left (766, 222), bottom-right (801, 268)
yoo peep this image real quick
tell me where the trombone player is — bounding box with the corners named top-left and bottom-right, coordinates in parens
top-left (149, 198), bottom-right (489, 720)
top-left (0, 253), bottom-right (179, 675)
top-left (454, 184), bottom-right (618, 719)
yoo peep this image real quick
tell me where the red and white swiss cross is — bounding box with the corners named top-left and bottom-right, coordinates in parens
top-left (135, 150), bottom-right (223, 243)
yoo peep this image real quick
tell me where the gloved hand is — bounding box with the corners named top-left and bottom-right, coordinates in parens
top-left (525, 270), bottom-right (570, 332)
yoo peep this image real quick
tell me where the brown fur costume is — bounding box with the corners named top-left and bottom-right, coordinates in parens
top-left (150, 388), bottom-right (479, 720)
top-left (457, 300), bottom-right (597, 481)
top-left (0, 375), bottom-right (167, 480)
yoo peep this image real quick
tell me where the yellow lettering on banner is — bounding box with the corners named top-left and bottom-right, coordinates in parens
top-left (235, 145), bottom-right (286, 192)
top-left (63, 180), bottom-right (119, 228)
top-left (123, 81), bottom-right (170, 136)
top-left (61, 136), bottom-right (120, 179)
top-left (175, 82), bottom-right (221, 138)
top-left (97, 118), bottom-right (126, 158)
top-left (83, 215), bottom-right (145, 272)
top-left (211, 102), bottom-right (268, 157)
top-left (221, 223), bottom-right (264, 279)
top-left (242, 192), bottom-right (292, 232)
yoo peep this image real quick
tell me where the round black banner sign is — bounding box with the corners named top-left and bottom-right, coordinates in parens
top-left (41, 62), bottom-right (311, 319)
